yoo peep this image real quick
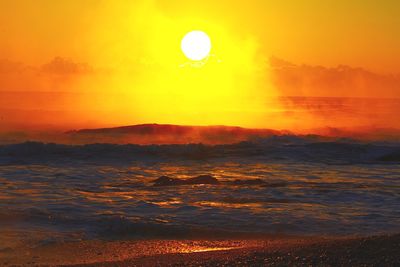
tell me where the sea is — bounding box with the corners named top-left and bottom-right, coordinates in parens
top-left (0, 136), bottom-right (399, 247)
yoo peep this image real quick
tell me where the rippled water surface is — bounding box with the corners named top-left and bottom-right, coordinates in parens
top-left (1, 158), bottom-right (399, 245)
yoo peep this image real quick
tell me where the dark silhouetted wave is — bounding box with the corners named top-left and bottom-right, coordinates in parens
top-left (0, 136), bottom-right (399, 165)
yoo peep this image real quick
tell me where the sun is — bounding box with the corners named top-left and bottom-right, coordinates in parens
top-left (181, 30), bottom-right (211, 61)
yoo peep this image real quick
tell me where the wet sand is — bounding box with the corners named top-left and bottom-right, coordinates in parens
top-left (0, 234), bottom-right (399, 266)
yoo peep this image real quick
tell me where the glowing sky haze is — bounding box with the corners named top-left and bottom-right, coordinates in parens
top-left (0, 0), bottom-right (399, 130)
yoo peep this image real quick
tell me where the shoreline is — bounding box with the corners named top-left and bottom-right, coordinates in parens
top-left (0, 234), bottom-right (398, 266)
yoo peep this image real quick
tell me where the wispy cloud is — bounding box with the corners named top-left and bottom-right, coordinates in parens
top-left (269, 57), bottom-right (400, 98)
top-left (0, 57), bottom-right (95, 92)
top-left (41, 57), bottom-right (93, 75)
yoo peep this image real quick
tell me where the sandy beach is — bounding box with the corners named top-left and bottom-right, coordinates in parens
top-left (0, 234), bottom-right (398, 266)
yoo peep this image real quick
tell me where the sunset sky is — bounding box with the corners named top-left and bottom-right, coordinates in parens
top-left (0, 0), bottom-right (399, 130)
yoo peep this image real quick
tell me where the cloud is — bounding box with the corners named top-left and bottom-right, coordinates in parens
top-left (0, 57), bottom-right (96, 92)
top-left (0, 59), bottom-right (27, 74)
top-left (265, 58), bottom-right (400, 130)
top-left (269, 57), bottom-right (400, 98)
top-left (41, 57), bottom-right (93, 75)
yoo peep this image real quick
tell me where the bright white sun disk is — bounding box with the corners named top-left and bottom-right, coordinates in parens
top-left (181, 31), bottom-right (211, 61)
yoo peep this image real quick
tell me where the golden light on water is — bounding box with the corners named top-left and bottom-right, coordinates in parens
top-left (180, 246), bottom-right (238, 253)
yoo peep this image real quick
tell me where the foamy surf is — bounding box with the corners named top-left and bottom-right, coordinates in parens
top-left (0, 137), bottom-right (399, 248)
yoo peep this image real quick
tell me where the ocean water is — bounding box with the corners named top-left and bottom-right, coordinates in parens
top-left (0, 138), bottom-right (399, 246)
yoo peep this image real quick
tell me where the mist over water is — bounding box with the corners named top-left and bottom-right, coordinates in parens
top-left (1, 97), bottom-right (399, 139)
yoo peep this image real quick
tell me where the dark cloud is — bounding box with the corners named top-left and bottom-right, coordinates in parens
top-left (269, 57), bottom-right (400, 98)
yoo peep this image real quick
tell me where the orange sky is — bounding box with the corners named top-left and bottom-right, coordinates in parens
top-left (0, 0), bottom-right (399, 130)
